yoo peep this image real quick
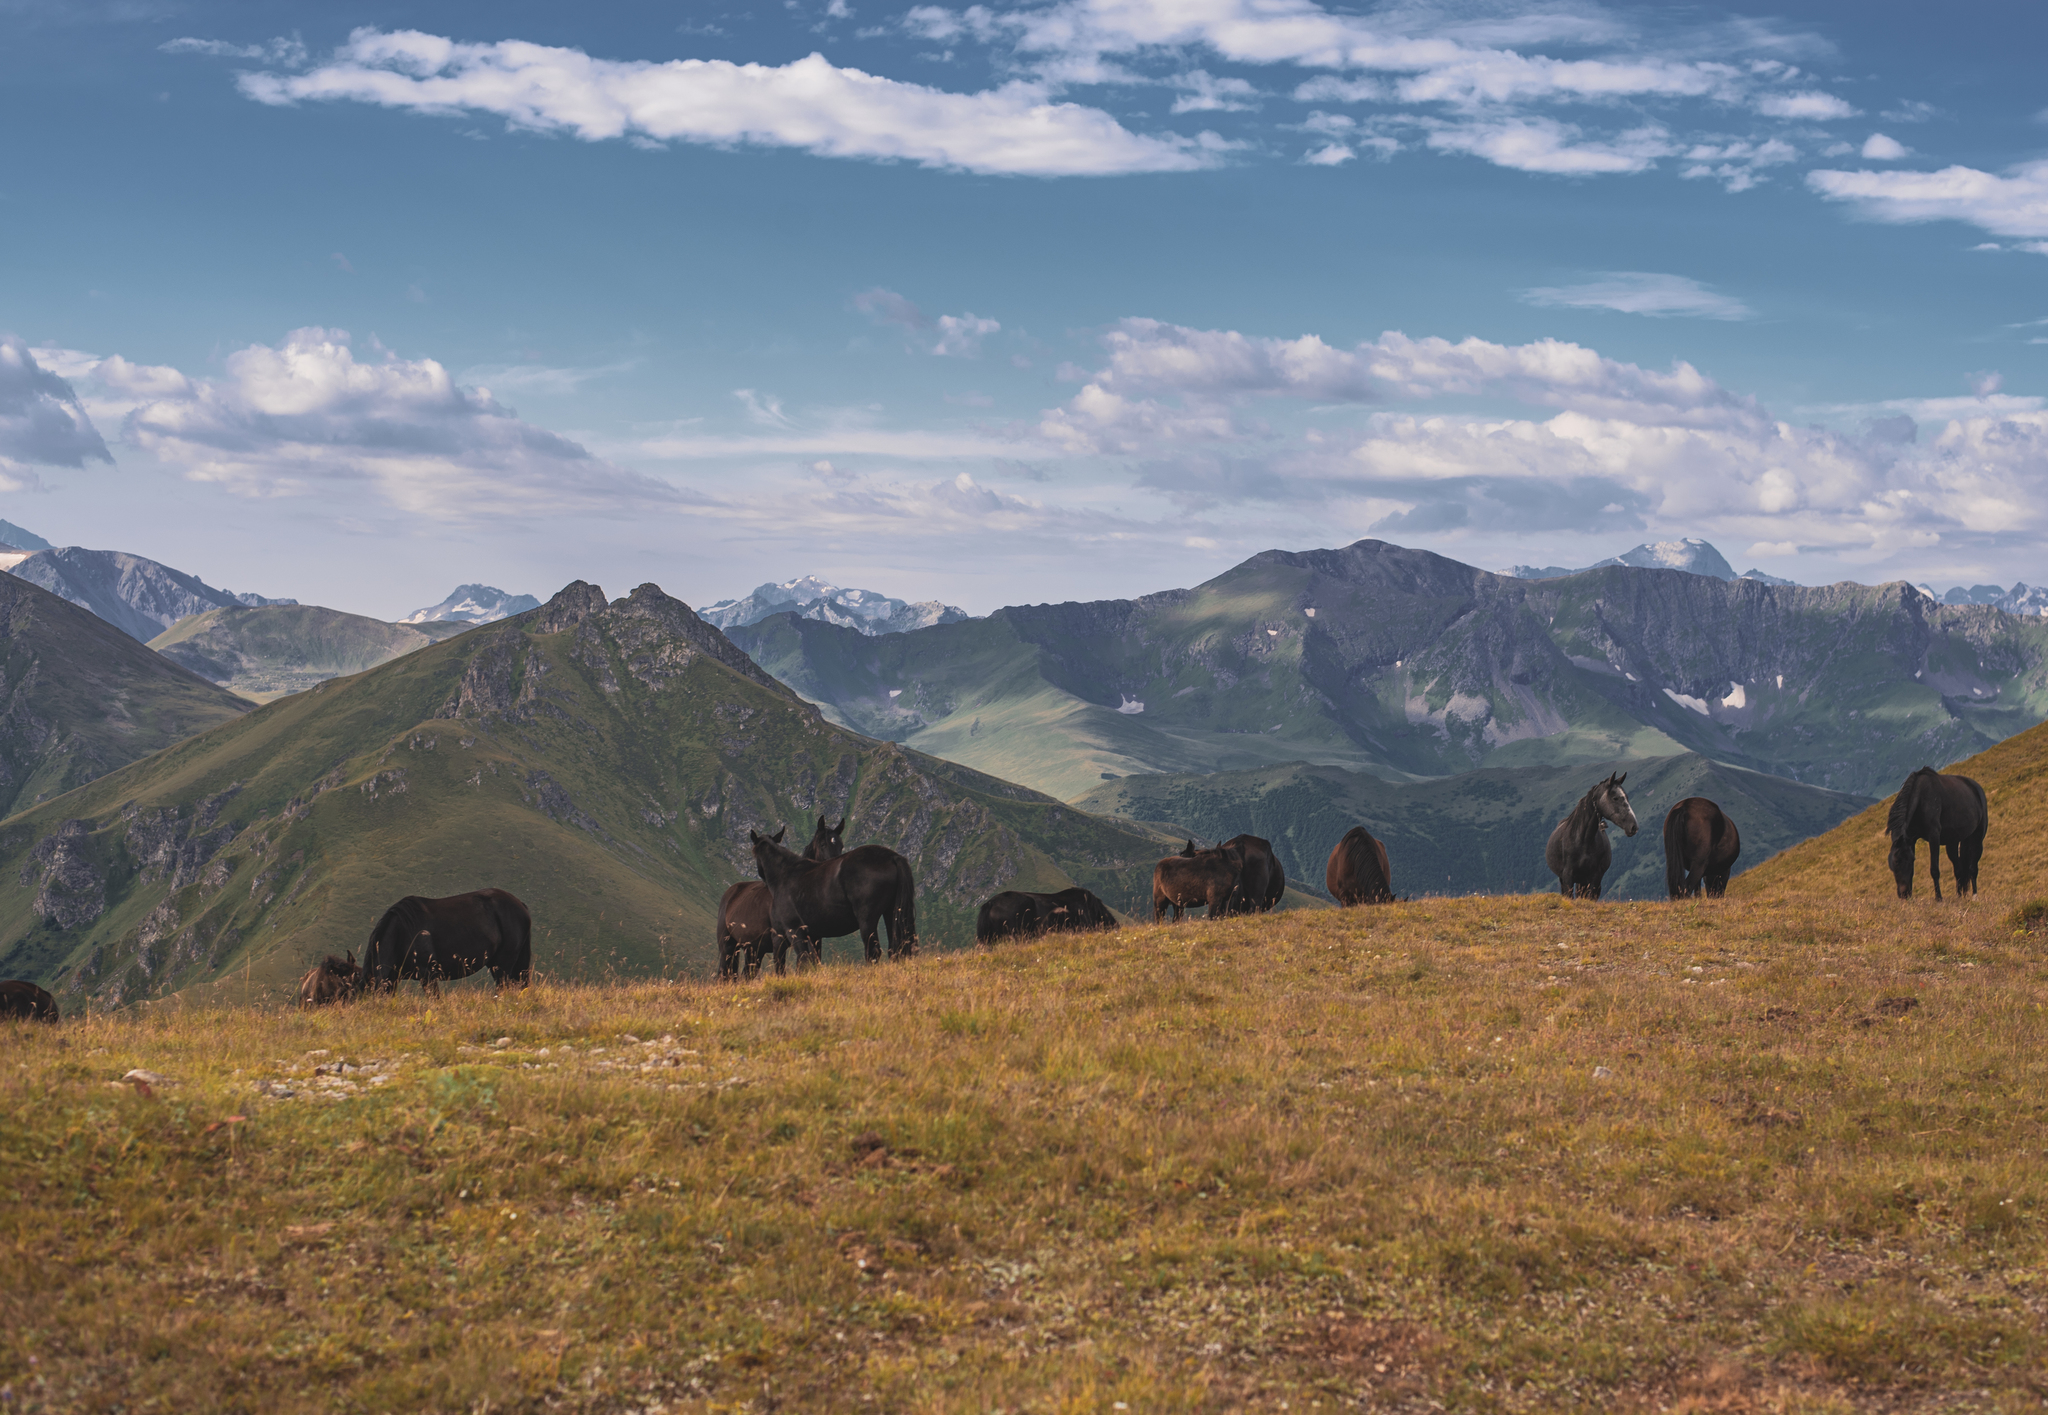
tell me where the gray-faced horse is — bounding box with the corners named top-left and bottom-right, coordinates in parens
top-left (1545, 772), bottom-right (1638, 900)
top-left (1887, 767), bottom-right (1988, 900)
top-left (1664, 797), bottom-right (1741, 898)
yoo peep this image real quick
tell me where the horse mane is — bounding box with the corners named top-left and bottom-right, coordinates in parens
top-left (1887, 767), bottom-right (1938, 837)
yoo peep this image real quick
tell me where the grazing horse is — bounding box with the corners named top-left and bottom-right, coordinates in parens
top-left (1664, 798), bottom-right (1741, 898)
top-left (1326, 826), bottom-right (1394, 905)
top-left (1545, 772), bottom-right (1638, 900)
top-left (1221, 835), bottom-right (1285, 914)
top-left (1152, 841), bottom-right (1247, 922)
top-left (749, 830), bottom-right (917, 971)
top-left (0, 980), bottom-right (57, 1023)
top-left (718, 819), bottom-right (846, 978)
top-left (296, 953), bottom-right (361, 1007)
top-left (1887, 767), bottom-right (1988, 900)
top-left (361, 888), bottom-right (533, 996)
top-left (976, 886), bottom-right (1117, 943)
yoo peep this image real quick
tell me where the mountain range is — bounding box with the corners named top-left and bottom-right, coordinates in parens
top-left (1506, 537), bottom-right (1794, 586)
top-left (1919, 582), bottom-right (2048, 615)
top-left (700, 575), bottom-right (971, 637)
top-left (6, 547), bottom-right (294, 640)
top-left (149, 605), bottom-right (475, 702)
top-left (0, 573), bottom-right (249, 820)
top-left (729, 538), bottom-right (2048, 802)
top-left (0, 581), bottom-right (1178, 1008)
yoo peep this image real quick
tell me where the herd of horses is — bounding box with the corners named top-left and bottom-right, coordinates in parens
top-left (0, 764), bottom-right (1995, 1019)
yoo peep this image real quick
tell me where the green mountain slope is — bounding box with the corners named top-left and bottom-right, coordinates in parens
top-left (0, 583), bottom-right (1178, 1009)
top-left (149, 604), bottom-right (472, 701)
top-left (730, 539), bottom-right (2048, 801)
top-left (1071, 753), bottom-right (1872, 902)
top-left (0, 573), bottom-right (249, 819)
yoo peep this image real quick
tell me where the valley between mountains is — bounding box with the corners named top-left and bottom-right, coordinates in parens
top-left (0, 535), bottom-right (2043, 1008)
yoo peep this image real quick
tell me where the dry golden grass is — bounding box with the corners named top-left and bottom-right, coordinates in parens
top-left (3, 876), bottom-right (2046, 1414)
top-left (4, 724), bottom-right (2046, 1412)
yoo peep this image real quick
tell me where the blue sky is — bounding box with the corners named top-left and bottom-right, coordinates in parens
top-left (1, 0), bottom-right (2044, 617)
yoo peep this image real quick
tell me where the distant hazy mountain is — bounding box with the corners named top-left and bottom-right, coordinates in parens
top-left (150, 604), bottom-right (473, 701)
top-left (730, 538), bottom-right (2048, 801)
top-left (1915, 582), bottom-right (2047, 616)
top-left (0, 520), bottom-right (50, 551)
top-left (1508, 538), bottom-right (1763, 583)
top-left (700, 575), bottom-right (971, 637)
top-left (6, 547), bottom-right (294, 641)
top-left (400, 584), bottom-right (541, 624)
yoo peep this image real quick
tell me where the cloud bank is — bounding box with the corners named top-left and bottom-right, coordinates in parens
top-left (0, 335), bottom-right (112, 485)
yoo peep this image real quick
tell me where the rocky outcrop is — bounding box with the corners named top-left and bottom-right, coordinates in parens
top-left (25, 820), bottom-right (106, 929)
top-left (8, 547), bottom-right (284, 641)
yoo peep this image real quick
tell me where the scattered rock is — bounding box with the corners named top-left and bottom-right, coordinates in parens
top-left (121, 1068), bottom-right (169, 1087)
top-left (1592, 1065), bottom-right (1613, 1079)
top-left (1875, 995), bottom-right (1920, 1018)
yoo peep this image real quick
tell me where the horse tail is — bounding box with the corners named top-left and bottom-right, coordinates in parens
top-left (891, 854), bottom-right (918, 956)
top-left (1663, 806), bottom-right (1687, 897)
top-left (501, 892), bottom-right (534, 985)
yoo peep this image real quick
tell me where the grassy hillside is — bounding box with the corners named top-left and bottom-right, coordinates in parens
top-left (732, 539), bottom-right (2048, 802)
top-left (0, 583), bottom-right (1179, 1009)
top-left (150, 605), bottom-right (472, 702)
top-left (1075, 752), bottom-right (1872, 901)
top-left (0, 572), bottom-right (249, 819)
top-left (6, 820), bottom-right (2045, 1410)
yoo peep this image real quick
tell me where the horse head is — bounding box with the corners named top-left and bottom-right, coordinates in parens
top-left (750, 828), bottom-right (803, 885)
top-left (806, 816), bottom-right (846, 861)
top-left (1180, 839), bottom-right (1199, 856)
top-left (1598, 772), bottom-right (1639, 837)
top-left (1888, 832), bottom-right (1916, 898)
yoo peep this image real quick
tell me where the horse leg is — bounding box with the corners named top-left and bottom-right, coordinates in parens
top-left (1945, 842), bottom-right (1965, 898)
top-left (1930, 841), bottom-right (1944, 900)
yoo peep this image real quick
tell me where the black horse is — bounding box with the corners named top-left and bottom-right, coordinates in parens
top-left (976, 886), bottom-right (1117, 943)
top-left (1664, 797), bottom-right (1741, 898)
top-left (0, 980), bottom-right (57, 1023)
top-left (1326, 826), bottom-right (1394, 905)
top-left (1545, 772), bottom-right (1638, 900)
top-left (718, 818), bottom-right (846, 978)
top-left (1887, 766), bottom-right (1988, 900)
top-left (749, 829), bottom-right (917, 970)
top-left (361, 888), bottom-right (533, 995)
top-left (1220, 834), bottom-right (1285, 913)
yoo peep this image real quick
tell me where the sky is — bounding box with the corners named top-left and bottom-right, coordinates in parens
top-left (1, 0), bottom-right (2044, 619)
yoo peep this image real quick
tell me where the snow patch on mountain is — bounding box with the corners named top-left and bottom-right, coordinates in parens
top-left (699, 575), bottom-right (971, 637)
top-left (401, 585), bottom-right (542, 625)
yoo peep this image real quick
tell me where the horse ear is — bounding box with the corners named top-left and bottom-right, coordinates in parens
top-left (771, 826), bottom-right (787, 844)
top-left (347, 950), bottom-right (355, 965)
top-left (817, 815), bottom-right (827, 831)
top-left (1615, 772), bottom-right (1626, 786)
top-left (835, 816), bottom-right (846, 833)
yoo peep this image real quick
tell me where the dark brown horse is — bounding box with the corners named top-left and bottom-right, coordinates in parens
top-left (718, 819), bottom-right (845, 978)
top-left (1664, 797), bottom-right (1740, 898)
top-left (749, 829), bottom-right (917, 971)
top-left (976, 886), bottom-right (1117, 943)
top-left (361, 888), bottom-right (533, 995)
top-left (1326, 826), bottom-right (1394, 905)
top-left (1887, 767), bottom-right (1988, 899)
top-left (1221, 834), bottom-right (1285, 913)
top-left (0, 981), bottom-right (57, 1023)
top-left (1152, 841), bottom-right (1247, 922)
top-left (296, 953), bottom-right (361, 1007)
top-left (1545, 772), bottom-right (1638, 900)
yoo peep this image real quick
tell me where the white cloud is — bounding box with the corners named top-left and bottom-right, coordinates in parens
top-left (1305, 142), bottom-right (1354, 165)
top-left (1425, 118), bottom-right (1673, 175)
top-left (161, 35), bottom-right (307, 65)
top-left (1754, 90), bottom-right (1856, 120)
top-left (75, 328), bottom-right (682, 519)
top-left (1861, 132), bottom-right (1909, 160)
top-left (1678, 136), bottom-right (1796, 191)
top-left (0, 335), bottom-right (112, 475)
top-left (1168, 69), bottom-right (1259, 113)
top-left (735, 389), bottom-right (795, 427)
top-left (853, 288), bottom-right (1001, 356)
top-left (1521, 272), bottom-right (1754, 321)
top-left (1807, 160), bottom-right (2048, 244)
top-left (234, 28), bottom-right (1215, 177)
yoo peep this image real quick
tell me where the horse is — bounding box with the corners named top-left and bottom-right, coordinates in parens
top-left (1887, 767), bottom-right (1988, 900)
top-left (0, 981), bottom-right (57, 1023)
top-left (295, 953), bottom-right (361, 1007)
top-left (1326, 826), bottom-right (1394, 905)
top-left (976, 886), bottom-right (1117, 943)
top-left (1664, 798), bottom-right (1740, 898)
top-left (748, 829), bottom-right (917, 971)
top-left (1152, 841), bottom-right (1247, 921)
top-left (1221, 835), bottom-right (1285, 913)
top-left (1544, 772), bottom-right (1638, 900)
top-left (360, 889), bottom-right (533, 996)
top-left (718, 818), bottom-right (845, 978)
